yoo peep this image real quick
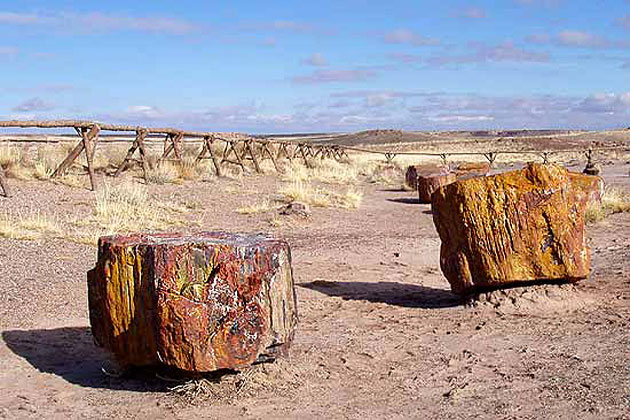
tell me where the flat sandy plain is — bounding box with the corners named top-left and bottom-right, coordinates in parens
top-left (0, 130), bottom-right (629, 419)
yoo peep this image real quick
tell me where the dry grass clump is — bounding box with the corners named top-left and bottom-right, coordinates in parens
top-left (145, 163), bottom-right (180, 185)
top-left (0, 210), bottom-right (63, 240)
top-left (585, 186), bottom-right (630, 224)
top-left (236, 199), bottom-right (277, 214)
top-left (56, 174), bottom-right (86, 188)
top-left (282, 160), bottom-right (362, 185)
top-left (90, 182), bottom-right (185, 232)
top-left (0, 145), bottom-right (31, 179)
top-left (169, 361), bottom-right (302, 406)
top-left (279, 179), bottom-right (362, 209)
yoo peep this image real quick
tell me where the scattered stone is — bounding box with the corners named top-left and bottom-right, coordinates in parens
top-left (280, 201), bottom-right (311, 217)
top-left (453, 162), bottom-right (490, 180)
top-left (405, 164), bottom-right (449, 190)
top-left (417, 167), bottom-right (456, 204)
top-left (88, 232), bottom-right (298, 372)
top-left (432, 163), bottom-right (591, 295)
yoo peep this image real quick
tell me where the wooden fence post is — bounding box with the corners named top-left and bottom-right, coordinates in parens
top-left (115, 127), bottom-right (149, 178)
top-left (0, 165), bottom-right (10, 197)
top-left (52, 123), bottom-right (101, 191)
top-left (221, 140), bottom-right (246, 172)
top-left (197, 135), bottom-right (224, 177)
top-left (245, 139), bottom-right (262, 173)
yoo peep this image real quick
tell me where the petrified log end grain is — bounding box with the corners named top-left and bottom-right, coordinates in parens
top-left (87, 232), bottom-right (298, 372)
top-left (432, 163), bottom-right (591, 295)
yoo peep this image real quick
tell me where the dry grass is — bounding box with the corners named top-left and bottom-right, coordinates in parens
top-left (0, 210), bottom-right (63, 240)
top-left (585, 186), bottom-right (630, 224)
top-left (55, 174), bottom-right (86, 189)
top-left (278, 178), bottom-right (362, 209)
top-left (236, 199), bottom-right (277, 214)
top-left (90, 182), bottom-right (185, 232)
top-left (145, 163), bottom-right (180, 185)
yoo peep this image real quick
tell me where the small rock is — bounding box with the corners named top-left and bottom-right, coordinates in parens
top-left (280, 201), bottom-right (311, 217)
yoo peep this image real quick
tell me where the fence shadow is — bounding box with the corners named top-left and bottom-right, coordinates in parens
top-left (300, 280), bottom-right (460, 309)
top-left (2, 327), bottom-right (173, 392)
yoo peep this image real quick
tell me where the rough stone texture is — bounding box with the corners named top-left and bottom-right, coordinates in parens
top-left (417, 169), bottom-right (457, 204)
top-left (569, 172), bottom-right (604, 207)
top-left (87, 232), bottom-right (298, 372)
top-left (453, 162), bottom-right (490, 180)
top-left (432, 163), bottom-right (591, 295)
top-left (405, 164), bottom-right (448, 190)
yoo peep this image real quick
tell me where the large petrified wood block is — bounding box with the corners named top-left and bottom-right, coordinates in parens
top-left (432, 163), bottom-right (591, 295)
top-left (405, 164), bottom-right (449, 190)
top-left (87, 232), bottom-right (298, 372)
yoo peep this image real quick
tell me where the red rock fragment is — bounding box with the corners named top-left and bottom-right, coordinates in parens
top-left (87, 232), bottom-right (298, 372)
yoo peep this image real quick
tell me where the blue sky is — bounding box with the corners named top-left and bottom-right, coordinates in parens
top-left (0, 0), bottom-right (628, 133)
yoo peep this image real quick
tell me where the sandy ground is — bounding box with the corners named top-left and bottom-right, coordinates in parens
top-left (0, 156), bottom-right (628, 419)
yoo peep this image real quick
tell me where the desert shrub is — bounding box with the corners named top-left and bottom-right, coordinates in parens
top-left (585, 186), bottom-right (630, 224)
top-left (145, 163), bottom-right (180, 185)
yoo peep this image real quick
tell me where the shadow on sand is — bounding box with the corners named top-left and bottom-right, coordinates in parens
top-left (386, 197), bottom-right (421, 205)
top-left (300, 280), bottom-right (460, 309)
top-left (2, 327), bottom-right (201, 392)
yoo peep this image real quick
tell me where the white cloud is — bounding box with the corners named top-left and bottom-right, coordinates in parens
top-left (383, 29), bottom-right (440, 46)
top-left (303, 53), bottom-right (328, 67)
top-left (427, 41), bottom-right (549, 66)
top-left (528, 30), bottom-right (630, 50)
top-left (0, 10), bottom-right (203, 34)
top-left (454, 6), bottom-right (487, 19)
top-left (12, 97), bottom-right (55, 112)
top-left (292, 69), bottom-right (377, 84)
top-left (0, 46), bottom-right (18, 56)
top-left (428, 115), bottom-right (494, 122)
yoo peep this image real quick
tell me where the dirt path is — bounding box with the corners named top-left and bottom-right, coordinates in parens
top-left (0, 164), bottom-right (628, 419)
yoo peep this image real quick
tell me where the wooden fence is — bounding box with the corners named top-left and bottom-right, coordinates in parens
top-left (0, 119), bottom-right (627, 198)
top-left (0, 120), bottom-right (348, 197)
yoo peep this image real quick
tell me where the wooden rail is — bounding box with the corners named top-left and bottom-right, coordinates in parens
top-left (0, 120), bottom-right (348, 195)
top-left (0, 119), bottom-right (627, 198)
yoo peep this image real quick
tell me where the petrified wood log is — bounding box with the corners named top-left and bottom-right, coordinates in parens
top-left (87, 232), bottom-right (298, 372)
top-left (453, 162), bottom-right (490, 180)
top-left (417, 168), bottom-right (457, 204)
top-left (405, 164), bottom-right (449, 190)
top-left (432, 163), bottom-right (591, 295)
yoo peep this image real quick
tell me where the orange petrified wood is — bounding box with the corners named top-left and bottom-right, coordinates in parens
top-left (87, 232), bottom-right (298, 372)
top-left (431, 163), bottom-right (591, 295)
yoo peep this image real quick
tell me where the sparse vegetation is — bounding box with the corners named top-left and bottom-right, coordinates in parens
top-left (236, 199), bottom-right (277, 214)
top-left (145, 163), bottom-right (181, 185)
top-left (278, 178), bottom-right (362, 209)
top-left (585, 186), bottom-right (630, 224)
top-left (0, 210), bottom-right (62, 240)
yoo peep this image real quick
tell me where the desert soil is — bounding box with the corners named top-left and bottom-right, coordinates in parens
top-left (0, 153), bottom-right (628, 419)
